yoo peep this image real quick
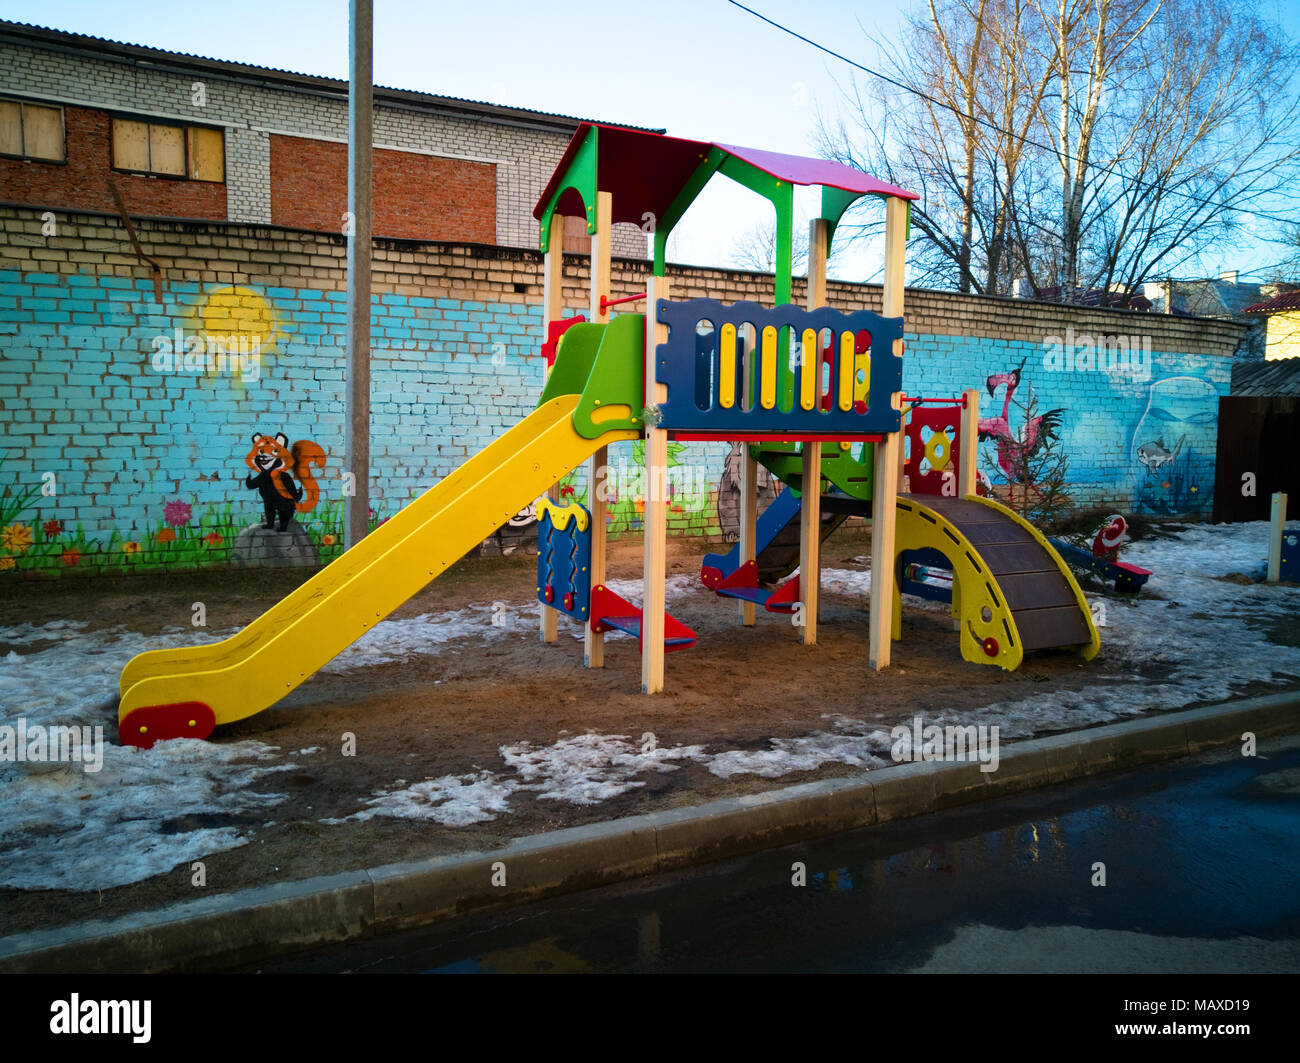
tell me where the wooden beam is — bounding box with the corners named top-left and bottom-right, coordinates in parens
top-left (800, 218), bottom-right (830, 646)
top-left (585, 191), bottom-right (613, 668)
top-left (538, 211), bottom-right (566, 645)
top-left (959, 387), bottom-right (979, 499)
top-left (642, 275), bottom-right (670, 692)
top-left (869, 196), bottom-right (907, 670)
top-left (738, 448), bottom-right (758, 627)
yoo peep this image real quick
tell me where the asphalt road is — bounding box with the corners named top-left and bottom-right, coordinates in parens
top-left (245, 730), bottom-right (1300, 974)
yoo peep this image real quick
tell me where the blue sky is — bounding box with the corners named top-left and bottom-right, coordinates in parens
top-left (2, 0), bottom-right (1293, 285)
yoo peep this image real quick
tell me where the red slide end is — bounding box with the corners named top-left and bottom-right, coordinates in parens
top-left (119, 702), bottom-right (216, 749)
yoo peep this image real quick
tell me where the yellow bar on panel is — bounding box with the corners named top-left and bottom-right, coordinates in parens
top-left (800, 327), bottom-right (817, 410)
top-left (719, 322), bottom-right (737, 409)
top-left (761, 325), bottom-right (777, 409)
top-left (838, 331), bottom-right (854, 410)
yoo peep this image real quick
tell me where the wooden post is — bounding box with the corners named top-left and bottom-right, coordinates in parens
top-left (642, 275), bottom-right (670, 692)
top-left (344, 0), bottom-right (372, 551)
top-left (538, 211), bottom-right (566, 645)
top-left (1267, 492), bottom-right (1287, 583)
top-left (959, 387), bottom-right (979, 499)
top-left (738, 448), bottom-right (758, 626)
top-left (585, 191), bottom-right (613, 668)
top-left (869, 196), bottom-right (908, 670)
top-left (799, 218), bottom-right (830, 645)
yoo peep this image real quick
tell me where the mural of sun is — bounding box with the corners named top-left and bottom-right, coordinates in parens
top-left (197, 285), bottom-right (281, 355)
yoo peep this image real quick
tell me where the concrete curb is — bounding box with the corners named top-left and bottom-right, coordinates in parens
top-left (2, 691), bottom-right (1297, 973)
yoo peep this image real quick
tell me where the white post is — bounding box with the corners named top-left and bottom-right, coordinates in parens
top-left (642, 275), bottom-right (670, 692)
top-left (1268, 492), bottom-right (1287, 583)
top-left (585, 191), bottom-right (613, 668)
top-left (869, 196), bottom-right (908, 670)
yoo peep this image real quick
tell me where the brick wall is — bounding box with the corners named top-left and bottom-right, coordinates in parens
top-left (0, 36), bottom-right (647, 257)
top-left (0, 106), bottom-right (227, 220)
top-left (267, 134), bottom-right (496, 243)
top-left (0, 205), bottom-right (1241, 577)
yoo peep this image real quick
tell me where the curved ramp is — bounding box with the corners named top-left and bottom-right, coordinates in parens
top-left (893, 494), bottom-right (1100, 670)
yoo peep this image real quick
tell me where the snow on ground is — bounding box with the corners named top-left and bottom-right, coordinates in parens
top-left (0, 621), bottom-right (292, 890)
top-left (2, 524), bottom-right (1297, 890)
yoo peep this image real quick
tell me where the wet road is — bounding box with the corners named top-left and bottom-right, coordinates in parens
top-left (248, 731), bottom-right (1300, 973)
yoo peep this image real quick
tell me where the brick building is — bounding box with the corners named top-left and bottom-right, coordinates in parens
top-left (0, 19), bottom-right (653, 254)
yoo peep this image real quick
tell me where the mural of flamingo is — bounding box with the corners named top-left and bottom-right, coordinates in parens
top-left (977, 359), bottom-right (1065, 484)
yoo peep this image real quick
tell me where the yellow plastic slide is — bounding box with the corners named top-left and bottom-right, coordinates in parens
top-left (118, 395), bottom-right (636, 746)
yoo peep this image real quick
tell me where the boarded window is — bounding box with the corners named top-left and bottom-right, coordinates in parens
top-left (112, 118), bottom-right (150, 171)
top-left (149, 123), bottom-right (185, 176)
top-left (187, 126), bottom-right (224, 181)
top-left (111, 117), bottom-right (223, 181)
top-left (0, 99), bottom-right (65, 162)
top-left (0, 100), bottom-right (20, 157)
top-left (23, 105), bottom-right (64, 162)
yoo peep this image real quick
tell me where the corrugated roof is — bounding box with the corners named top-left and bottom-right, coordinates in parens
top-left (0, 19), bottom-right (661, 134)
top-left (1232, 359), bottom-right (1300, 396)
top-left (1243, 290), bottom-right (1300, 315)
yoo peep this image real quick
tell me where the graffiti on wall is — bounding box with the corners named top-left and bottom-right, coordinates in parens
top-left (1129, 376), bottom-right (1217, 514)
top-left (976, 360), bottom-right (1066, 489)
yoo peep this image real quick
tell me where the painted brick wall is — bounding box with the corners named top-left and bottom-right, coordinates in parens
top-left (0, 37), bottom-right (647, 257)
top-left (0, 106), bottom-right (227, 220)
top-left (268, 134), bottom-right (496, 243)
top-left (0, 205), bottom-right (1241, 577)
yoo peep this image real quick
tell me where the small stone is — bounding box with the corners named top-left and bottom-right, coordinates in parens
top-left (229, 520), bottom-right (319, 568)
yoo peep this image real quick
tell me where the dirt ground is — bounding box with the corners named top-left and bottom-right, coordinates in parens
top-left (1, 526), bottom-right (1295, 937)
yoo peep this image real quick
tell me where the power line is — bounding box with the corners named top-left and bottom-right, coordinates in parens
top-left (724, 0), bottom-right (1297, 228)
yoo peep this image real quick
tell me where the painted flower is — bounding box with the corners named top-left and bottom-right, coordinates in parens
top-left (164, 500), bottom-right (193, 527)
top-left (43, 519), bottom-right (64, 538)
top-left (155, 528), bottom-right (176, 544)
top-left (376, 517), bottom-right (390, 527)
top-left (61, 549), bottom-right (80, 567)
top-left (1, 523), bottom-right (33, 554)
top-left (321, 533), bottom-right (336, 546)
top-left (204, 532), bottom-right (223, 546)
top-left (122, 541), bottom-right (141, 555)
top-left (0, 555), bottom-right (15, 570)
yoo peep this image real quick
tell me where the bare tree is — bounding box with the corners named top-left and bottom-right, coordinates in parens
top-left (820, 0), bottom-right (1300, 300)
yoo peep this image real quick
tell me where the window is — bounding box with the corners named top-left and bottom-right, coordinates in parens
top-left (0, 99), bottom-right (66, 163)
top-left (111, 117), bottom-right (224, 181)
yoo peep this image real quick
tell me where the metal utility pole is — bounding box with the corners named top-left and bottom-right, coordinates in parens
top-left (345, 0), bottom-right (373, 548)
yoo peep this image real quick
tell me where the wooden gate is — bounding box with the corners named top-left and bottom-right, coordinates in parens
top-left (1212, 396), bottom-right (1300, 522)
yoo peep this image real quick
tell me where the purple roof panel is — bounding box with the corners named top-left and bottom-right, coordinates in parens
top-left (715, 143), bottom-right (918, 200)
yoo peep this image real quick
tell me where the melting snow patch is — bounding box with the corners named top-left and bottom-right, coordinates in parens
top-left (0, 619), bottom-right (288, 891)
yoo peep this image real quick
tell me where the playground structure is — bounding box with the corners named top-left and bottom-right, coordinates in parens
top-left (116, 123), bottom-right (1099, 748)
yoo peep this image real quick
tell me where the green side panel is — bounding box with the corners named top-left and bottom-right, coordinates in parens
top-left (573, 313), bottom-right (645, 440)
top-left (751, 441), bottom-right (875, 501)
top-left (654, 149), bottom-right (725, 277)
top-left (539, 322), bottom-right (606, 406)
top-left (538, 126), bottom-right (599, 250)
top-left (820, 186), bottom-right (864, 256)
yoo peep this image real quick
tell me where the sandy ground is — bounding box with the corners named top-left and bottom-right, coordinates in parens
top-left (1, 523), bottom-right (1297, 937)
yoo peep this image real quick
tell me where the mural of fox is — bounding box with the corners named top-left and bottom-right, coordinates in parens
top-left (244, 432), bottom-right (326, 532)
